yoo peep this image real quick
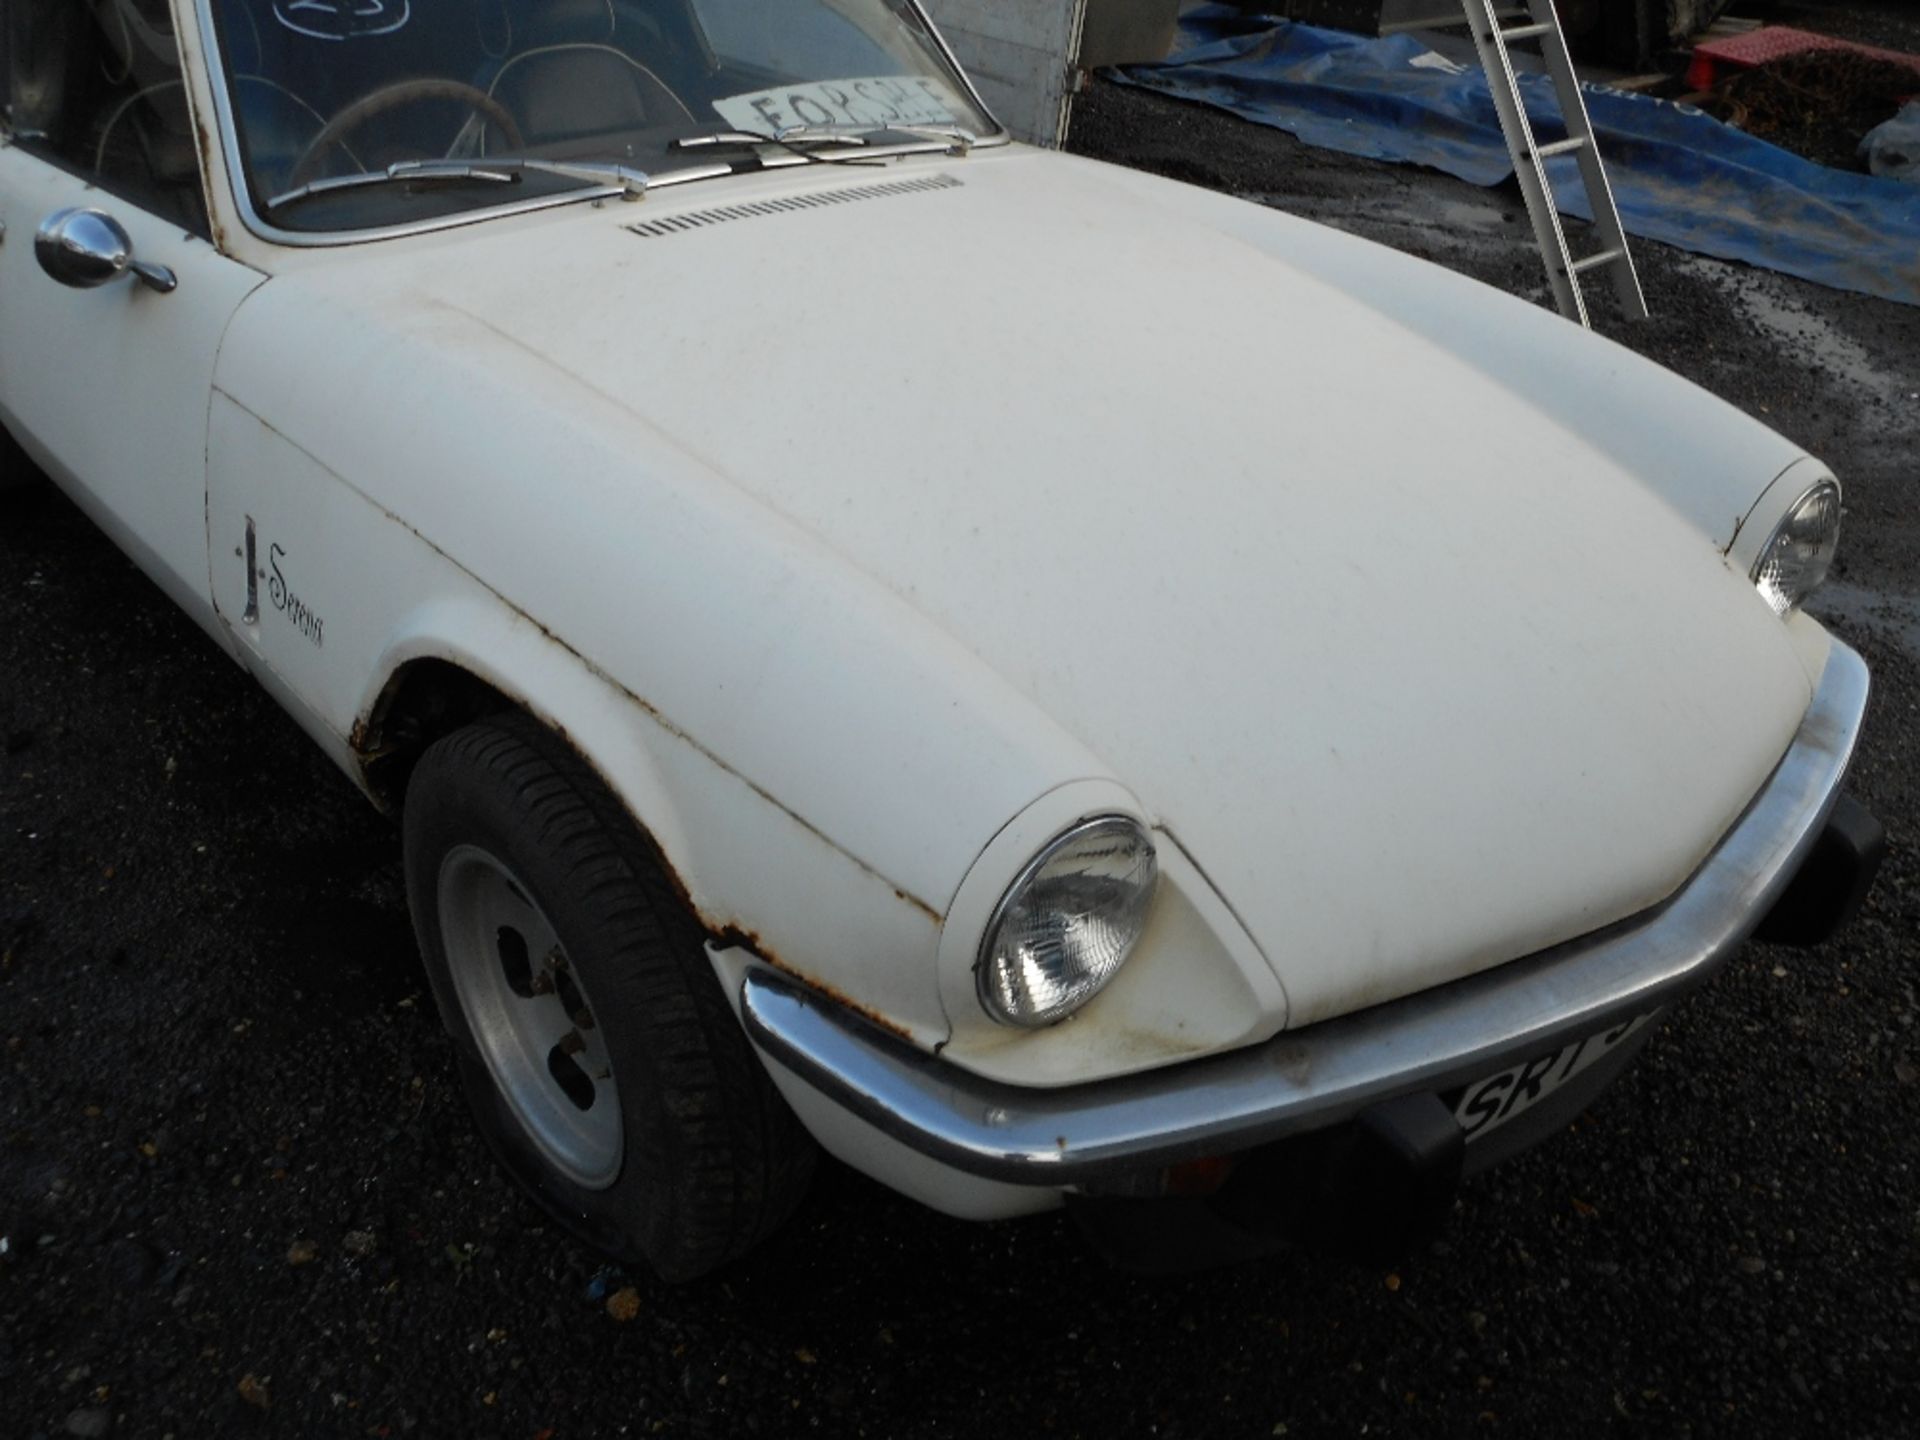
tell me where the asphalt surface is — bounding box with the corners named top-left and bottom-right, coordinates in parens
top-left (5, 17), bottom-right (1920, 1440)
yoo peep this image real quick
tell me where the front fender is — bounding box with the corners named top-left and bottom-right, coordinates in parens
top-left (360, 597), bottom-right (955, 1049)
top-left (207, 391), bottom-right (953, 1046)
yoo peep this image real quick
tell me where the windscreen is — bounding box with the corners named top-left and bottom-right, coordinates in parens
top-left (209, 0), bottom-right (994, 231)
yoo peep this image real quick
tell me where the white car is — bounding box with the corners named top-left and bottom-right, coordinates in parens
top-left (0, 0), bottom-right (1884, 1277)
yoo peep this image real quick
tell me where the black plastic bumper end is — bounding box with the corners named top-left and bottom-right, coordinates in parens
top-left (1754, 792), bottom-right (1884, 948)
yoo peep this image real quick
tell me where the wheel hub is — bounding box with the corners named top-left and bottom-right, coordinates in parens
top-left (438, 846), bottom-right (623, 1189)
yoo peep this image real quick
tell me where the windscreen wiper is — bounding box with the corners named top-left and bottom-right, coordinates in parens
top-left (265, 156), bottom-right (652, 215)
top-left (669, 129), bottom-right (884, 168)
top-left (670, 124), bottom-right (971, 168)
top-left (774, 121), bottom-right (975, 153)
top-left (866, 124), bottom-right (976, 153)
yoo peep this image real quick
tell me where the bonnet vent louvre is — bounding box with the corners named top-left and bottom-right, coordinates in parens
top-left (627, 172), bottom-right (962, 237)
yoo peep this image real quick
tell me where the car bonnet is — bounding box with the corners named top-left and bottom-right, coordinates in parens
top-left (232, 147), bottom-right (1819, 1030)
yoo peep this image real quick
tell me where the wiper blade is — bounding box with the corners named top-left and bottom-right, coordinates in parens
top-left (677, 127), bottom-right (865, 149)
top-left (667, 125), bottom-right (970, 174)
top-left (264, 156), bottom-right (651, 214)
top-left (675, 124), bottom-right (973, 156)
top-left (505, 156), bottom-right (651, 200)
top-left (265, 161), bottom-right (520, 213)
top-left (865, 124), bottom-right (976, 153)
top-left (773, 122), bottom-right (975, 154)
top-left (669, 129), bottom-right (882, 167)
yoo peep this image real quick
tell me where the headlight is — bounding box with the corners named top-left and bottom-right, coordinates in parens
top-left (976, 816), bottom-right (1158, 1028)
top-left (1751, 478), bottom-right (1841, 615)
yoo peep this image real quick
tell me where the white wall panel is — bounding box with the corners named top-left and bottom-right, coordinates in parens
top-left (923, 0), bottom-right (1087, 146)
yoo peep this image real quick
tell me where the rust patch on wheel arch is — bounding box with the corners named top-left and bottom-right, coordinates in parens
top-left (532, 739), bottom-right (923, 1051)
top-left (360, 665), bottom-right (929, 1046)
top-left (711, 924), bottom-right (916, 1045)
top-left (247, 473), bottom-right (940, 922)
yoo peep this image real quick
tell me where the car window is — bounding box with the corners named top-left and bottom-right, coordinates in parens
top-left (687, 0), bottom-right (917, 80)
top-left (1, 0), bottom-right (211, 236)
top-left (205, 0), bottom-right (995, 233)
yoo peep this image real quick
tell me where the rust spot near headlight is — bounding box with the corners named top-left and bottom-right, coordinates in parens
top-left (894, 887), bottom-right (940, 925)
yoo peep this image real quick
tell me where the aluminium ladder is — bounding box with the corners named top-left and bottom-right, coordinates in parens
top-left (1462, 0), bottom-right (1649, 327)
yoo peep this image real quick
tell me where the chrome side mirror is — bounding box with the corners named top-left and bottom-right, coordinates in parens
top-left (34, 208), bottom-right (177, 295)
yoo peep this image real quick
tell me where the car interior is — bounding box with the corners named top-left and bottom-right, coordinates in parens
top-left (1, 0), bottom-right (210, 233)
top-left (0, 0), bottom-right (967, 235)
top-left (217, 0), bottom-right (929, 217)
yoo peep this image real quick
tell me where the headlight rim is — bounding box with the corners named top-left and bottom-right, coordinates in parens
top-left (974, 812), bottom-right (1158, 1029)
top-left (1749, 475), bottom-right (1842, 616)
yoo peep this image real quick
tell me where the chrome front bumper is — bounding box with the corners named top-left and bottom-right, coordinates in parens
top-left (740, 642), bottom-right (1871, 1186)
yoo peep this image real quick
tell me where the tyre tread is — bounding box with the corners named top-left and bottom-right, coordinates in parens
top-left (405, 712), bottom-right (815, 1279)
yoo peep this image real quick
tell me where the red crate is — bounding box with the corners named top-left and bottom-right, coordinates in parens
top-left (1687, 26), bottom-right (1920, 91)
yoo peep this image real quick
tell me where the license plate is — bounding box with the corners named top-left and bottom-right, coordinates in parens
top-left (1453, 1013), bottom-right (1655, 1142)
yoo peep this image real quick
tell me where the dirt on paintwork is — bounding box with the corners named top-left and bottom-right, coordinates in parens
top-left (5, 14), bottom-right (1920, 1440)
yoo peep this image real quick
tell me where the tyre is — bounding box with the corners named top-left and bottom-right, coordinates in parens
top-left (404, 712), bottom-right (816, 1280)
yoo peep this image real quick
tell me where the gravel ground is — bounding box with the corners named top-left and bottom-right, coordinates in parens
top-left (6, 15), bottom-right (1920, 1440)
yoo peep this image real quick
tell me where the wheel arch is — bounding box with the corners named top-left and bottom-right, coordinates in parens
top-left (343, 597), bottom-right (954, 1049)
top-left (353, 655), bottom-right (517, 810)
top-left (347, 599), bottom-right (704, 926)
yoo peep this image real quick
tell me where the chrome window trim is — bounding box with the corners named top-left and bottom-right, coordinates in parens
top-left (740, 642), bottom-right (1871, 1184)
top-left (191, 0), bottom-right (1009, 249)
top-left (905, 0), bottom-right (1006, 140)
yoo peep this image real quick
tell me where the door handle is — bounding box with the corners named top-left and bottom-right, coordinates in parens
top-left (34, 208), bottom-right (176, 294)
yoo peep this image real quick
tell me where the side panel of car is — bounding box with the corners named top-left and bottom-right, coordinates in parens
top-left (203, 391), bottom-right (955, 1046)
top-left (0, 23), bottom-right (263, 645)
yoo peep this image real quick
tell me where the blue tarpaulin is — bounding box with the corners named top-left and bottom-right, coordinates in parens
top-left (1109, 5), bottom-right (1920, 307)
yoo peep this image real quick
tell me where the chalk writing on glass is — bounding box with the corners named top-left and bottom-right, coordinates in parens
top-left (272, 0), bottom-right (412, 42)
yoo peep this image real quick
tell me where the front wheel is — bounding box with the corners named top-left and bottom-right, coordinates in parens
top-left (404, 712), bottom-right (815, 1280)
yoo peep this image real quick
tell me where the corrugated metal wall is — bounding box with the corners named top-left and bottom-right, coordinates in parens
top-left (922, 0), bottom-right (1087, 146)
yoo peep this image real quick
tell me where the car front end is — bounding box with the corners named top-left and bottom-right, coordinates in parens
top-left (174, 0), bottom-right (1885, 1269)
top-left (731, 630), bottom-right (1878, 1260)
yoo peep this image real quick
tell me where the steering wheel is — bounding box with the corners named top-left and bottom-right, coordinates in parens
top-left (289, 78), bottom-right (525, 190)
